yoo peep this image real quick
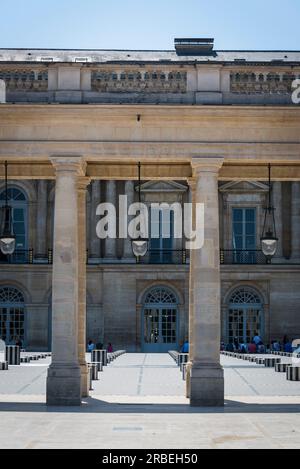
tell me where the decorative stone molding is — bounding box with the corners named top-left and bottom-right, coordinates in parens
top-left (0, 68), bottom-right (48, 91)
top-left (230, 71), bottom-right (300, 94)
top-left (91, 69), bottom-right (187, 93)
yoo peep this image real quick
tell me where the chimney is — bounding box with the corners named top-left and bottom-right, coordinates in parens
top-left (174, 38), bottom-right (215, 56)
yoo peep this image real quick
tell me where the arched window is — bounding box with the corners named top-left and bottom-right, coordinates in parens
top-left (0, 286), bottom-right (25, 345)
top-left (0, 187), bottom-right (28, 251)
top-left (228, 287), bottom-right (263, 344)
top-left (144, 287), bottom-right (177, 305)
top-left (143, 286), bottom-right (178, 352)
top-left (0, 286), bottom-right (24, 303)
top-left (230, 288), bottom-right (261, 304)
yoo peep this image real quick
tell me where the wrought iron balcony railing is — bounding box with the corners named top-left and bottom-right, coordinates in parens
top-left (137, 249), bottom-right (187, 265)
top-left (220, 249), bottom-right (267, 265)
top-left (4, 248), bottom-right (297, 267)
top-left (0, 249), bottom-right (53, 264)
top-left (0, 249), bottom-right (34, 264)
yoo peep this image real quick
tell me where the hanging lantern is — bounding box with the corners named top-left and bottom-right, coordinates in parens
top-left (260, 164), bottom-right (278, 263)
top-left (131, 162), bottom-right (148, 259)
top-left (131, 237), bottom-right (148, 258)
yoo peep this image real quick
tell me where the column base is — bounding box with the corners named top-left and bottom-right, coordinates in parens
top-left (46, 364), bottom-right (82, 406)
top-left (189, 363), bottom-right (224, 407)
top-left (80, 363), bottom-right (89, 398)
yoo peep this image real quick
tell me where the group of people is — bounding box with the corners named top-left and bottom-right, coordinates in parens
top-left (222, 333), bottom-right (266, 354)
top-left (87, 340), bottom-right (113, 353)
top-left (271, 336), bottom-right (295, 353)
top-left (222, 333), bottom-right (296, 354)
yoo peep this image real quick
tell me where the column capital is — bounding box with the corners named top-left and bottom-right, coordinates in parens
top-left (77, 177), bottom-right (91, 192)
top-left (50, 156), bottom-right (87, 176)
top-left (191, 157), bottom-right (224, 175)
top-left (187, 177), bottom-right (196, 188)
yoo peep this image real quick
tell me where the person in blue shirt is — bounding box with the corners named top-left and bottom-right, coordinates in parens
top-left (87, 340), bottom-right (95, 352)
top-left (284, 341), bottom-right (293, 353)
top-left (181, 340), bottom-right (189, 353)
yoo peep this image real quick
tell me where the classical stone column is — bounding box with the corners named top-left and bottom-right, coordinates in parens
top-left (189, 158), bottom-right (224, 407)
top-left (36, 180), bottom-right (48, 258)
top-left (46, 156), bottom-right (86, 406)
top-left (78, 177), bottom-right (90, 398)
top-left (123, 180), bottom-right (135, 259)
top-left (291, 182), bottom-right (300, 259)
top-left (105, 180), bottom-right (117, 258)
top-left (186, 178), bottom-right (196, 398)
top-left (89, 180), bottom-right (101, 258)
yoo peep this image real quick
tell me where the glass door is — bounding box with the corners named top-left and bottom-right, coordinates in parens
top-left (228, 306), bottom-right (262, 344)
top-left (143, 307), bottom-right (178, 352)
top-left (0, 306), bottom-right (25, 345)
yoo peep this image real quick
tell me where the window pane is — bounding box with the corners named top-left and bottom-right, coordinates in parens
top-left (233, 223), bottom-right (243, 235)
top-left (246, 209), bottom-right (255, 222)
top-left (13, 209), bottom-right (24, 222)
top-left (246, 222), bottom-right (255, 235)
top-left (246, 236), bottom-right (256, 249)
top-left (233, 236), bottom-right (243, 249)
top-left (13, 223), bottom-right (25, 235)
top-left (233, 209), bottom-right (243, 222)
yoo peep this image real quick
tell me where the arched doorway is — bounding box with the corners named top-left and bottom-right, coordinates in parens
top-left (142, 286), bottom-right (179, 352)
top-left (0, 286), bottom-right (26, 346)
top-left (227, 287), bottom-right (264, 344)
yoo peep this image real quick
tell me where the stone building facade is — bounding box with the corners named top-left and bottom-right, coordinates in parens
top-left (0, 38), bottom-right (300, 354)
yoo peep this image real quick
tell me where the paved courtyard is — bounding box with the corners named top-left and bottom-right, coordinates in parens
top-left (0, 353), bottom-right (299, 448)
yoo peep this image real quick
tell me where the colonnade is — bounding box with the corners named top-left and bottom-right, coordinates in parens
top-left (46, 156), bottom-right (224, 406)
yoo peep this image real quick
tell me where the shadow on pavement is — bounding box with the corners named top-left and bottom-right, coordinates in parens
top-left (0, 397), bottom-right (299, 414)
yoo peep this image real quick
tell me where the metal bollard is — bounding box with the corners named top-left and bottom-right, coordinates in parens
top-left (255, 358), bottom-right (265, 365)
top-left (5, 345), bottom-right (20, 365)
top-left (89, 362), bottom-right (99, 380)
top-left (286, 366), bottom-right (300, 381)
top-left (264, 358), bottom-right (281, 367)
top-left (0, 362), bottom-right (8, 370)
top-left (20, 357), bottom-right (30, 363)
top-left (275, 363), bottom-right (289, 373)
top-left (178, 354), bottom-right (188, 367)
top-left (182, 363), bottom-right (187, 381)
top-left (92, 349), bottom-right (107, 367)
top-left (88, 365), bottom-right (93, 390)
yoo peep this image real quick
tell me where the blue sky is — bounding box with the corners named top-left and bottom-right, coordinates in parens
top-left (1, 0), bottom-right (299, 50)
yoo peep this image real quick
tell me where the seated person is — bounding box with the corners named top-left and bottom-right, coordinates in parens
top-left (257, 342), bottom-right (265, 354)
top-left (226, 342), bottom-right (234, 352)
top-left (248, 341), bottom-right (257, 354)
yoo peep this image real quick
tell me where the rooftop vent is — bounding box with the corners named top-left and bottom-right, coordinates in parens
top-left (174, 38), bottom-right (214, 56)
